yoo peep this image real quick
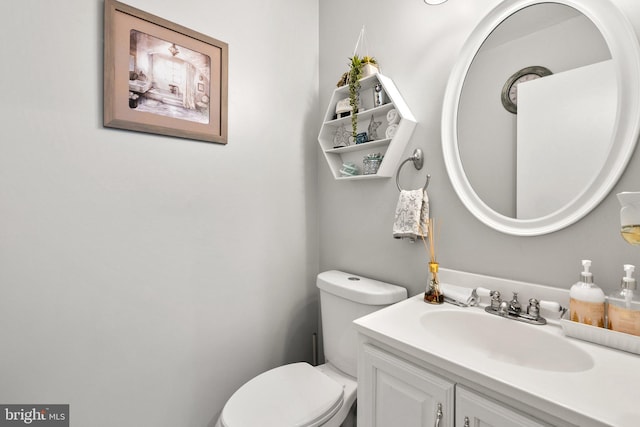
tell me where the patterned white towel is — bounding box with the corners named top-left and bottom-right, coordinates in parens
top-left (393, 189), bottom-right (429, 241)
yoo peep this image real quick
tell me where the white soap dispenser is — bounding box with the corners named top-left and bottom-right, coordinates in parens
top-left (569, 260), bottom-right (605, 327)
top-left (608, 264), bottom-right (640, 336)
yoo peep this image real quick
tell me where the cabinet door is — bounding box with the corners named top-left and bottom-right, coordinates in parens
top-left (359, 344), bottom-right (455, 427)
top-left (455, 386), bottom-right (551, 427)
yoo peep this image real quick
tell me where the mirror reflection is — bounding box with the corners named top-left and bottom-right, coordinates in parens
top-left (457, 3), bottom-right (613, 219)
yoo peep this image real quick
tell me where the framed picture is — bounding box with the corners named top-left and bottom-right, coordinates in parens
top-left (104, 0), bottom-right (228, 144)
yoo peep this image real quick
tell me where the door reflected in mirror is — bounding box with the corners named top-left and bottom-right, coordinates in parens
top-left (457, 3), bottom-right (612, 219)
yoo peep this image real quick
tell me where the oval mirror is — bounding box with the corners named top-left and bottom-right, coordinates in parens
top-left (442, 0), bottom-right (640, 236)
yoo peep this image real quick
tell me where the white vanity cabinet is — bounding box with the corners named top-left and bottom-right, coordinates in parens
top-left (358, 343), bottom-right (552, 427)
top-left (359, 344), bottom-right (454, 427)
top-left (455, 386), bottom-right (550, 427)
top-left (354, 270), bottom-right (640, 427)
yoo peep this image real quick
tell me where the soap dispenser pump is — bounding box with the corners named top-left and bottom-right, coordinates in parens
top-left (608, 264), bottom-right (640, 336)
top-left (569, 260), bottom-right (605, 327)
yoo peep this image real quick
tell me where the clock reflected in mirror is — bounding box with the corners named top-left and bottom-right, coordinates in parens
top-left (501, 66), bottom-right (553, 114)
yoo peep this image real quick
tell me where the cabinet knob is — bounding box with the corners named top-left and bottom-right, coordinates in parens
top-left (463, 416), bottom-right (470, 427)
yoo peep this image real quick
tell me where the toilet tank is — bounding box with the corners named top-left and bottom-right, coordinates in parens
top-left (317, 270), bottom-right (406, 377)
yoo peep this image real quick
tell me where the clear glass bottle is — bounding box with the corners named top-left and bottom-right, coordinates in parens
top-left (424, 261), bottom-right (444, 304)
top-left (362, 153), bottom-right (383, 175)
top-left (608, 264), bottom-right (640, 336)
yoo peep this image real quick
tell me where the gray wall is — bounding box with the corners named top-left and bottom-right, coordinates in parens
top-left (0, 1), bottom-right (318, 426)
top-left (318, 0), bottom-right (640, 297)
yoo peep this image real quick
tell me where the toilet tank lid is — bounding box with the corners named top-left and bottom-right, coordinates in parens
top-left (317, 270), bottom-right (407, 305)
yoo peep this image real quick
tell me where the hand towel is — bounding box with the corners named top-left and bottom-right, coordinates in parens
top-left (386, 124), bottom-right (398, 139)
top-left (386, 109), bottom-right (400, 125)
top-left (393, 189), bottom-right (429, 242)
top-left (439, 283), bottom-right (478, 307)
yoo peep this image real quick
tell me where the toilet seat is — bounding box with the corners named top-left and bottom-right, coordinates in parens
top-left (219, 362), bottom-right (344, 427)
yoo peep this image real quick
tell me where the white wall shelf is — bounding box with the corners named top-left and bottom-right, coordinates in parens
top-left (325, 138), bottom-right (391, 154)
top-left (318, 73), bottom-right (416, 180)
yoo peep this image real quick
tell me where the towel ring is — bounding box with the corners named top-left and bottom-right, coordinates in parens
top-left (396, 148), bottom-right (431, 192)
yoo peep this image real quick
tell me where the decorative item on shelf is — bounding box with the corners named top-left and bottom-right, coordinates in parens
top-left (335, 97), bottom-right (352, 119)
top-left (340, 162), bottom-right (360, 177)
top-left (386, 124), bottom-right (398, 139)
top-left (333, 124), bottom-right (351, 148)
top-left (346, 25), bottom-right (379, 138)
top-left (337, 72), bottom-right (348, 88)
top-left (422, 220), bottom-right (444, 304)
top-left (368, 115), bottom-right (382, 141)
top-left (354, 132), bottom-right (368, 145)
top-left (348, 55), bottom-right (363, 138)
top-left (374, 83), bottom-right (386, 107)
top-left (361, 55), bottom-right (379, 78)
top-left (386, 108), bottom-right (400, 125)
top-left (347, 55), bottom-right (378, 135)
top-left (337, 26), bottom-right (380, 87)
top-left (363, 153), bottom-right (383, 175)
top-left (385, 108), bottom-right (400, 139)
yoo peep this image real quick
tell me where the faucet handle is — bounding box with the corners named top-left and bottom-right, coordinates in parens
top-left (539, 300), bottom-right (568, 319)
top-left (509, 292), bottom-right (521, 314)
top-left (527, 298), bottom-right (541, 318)
top-left (489, 291), bottom-right (502, 310)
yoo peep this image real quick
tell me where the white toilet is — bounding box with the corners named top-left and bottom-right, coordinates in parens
top-left (216, 270), bottom-right (407, 427)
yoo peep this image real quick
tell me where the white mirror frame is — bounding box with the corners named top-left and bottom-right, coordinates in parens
top-left (442, 0), bottom-right (640, 236)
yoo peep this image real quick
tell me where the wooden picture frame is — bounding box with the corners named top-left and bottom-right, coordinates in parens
top-left (104, 0), bottom-right (228, 144)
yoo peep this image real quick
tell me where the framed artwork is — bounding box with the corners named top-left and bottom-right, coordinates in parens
top-left (104, 0), bottom-right (228, 144)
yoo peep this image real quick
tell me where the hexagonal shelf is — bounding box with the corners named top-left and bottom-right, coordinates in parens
top-left (318, 73), bottom-right (417, 180)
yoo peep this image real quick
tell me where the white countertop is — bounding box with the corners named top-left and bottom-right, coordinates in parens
top-left (354, 293), bottom-right (640, 426)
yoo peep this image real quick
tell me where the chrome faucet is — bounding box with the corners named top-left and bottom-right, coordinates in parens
top-left (484, 291), bottom-right (547, 325)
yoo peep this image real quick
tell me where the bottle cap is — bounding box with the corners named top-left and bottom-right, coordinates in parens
top-left (580, 259), bottom-right (593, 284)
top-left (622, 264), bottom-right (636, 290)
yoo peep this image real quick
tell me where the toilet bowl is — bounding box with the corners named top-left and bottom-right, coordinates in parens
top-left (216, 271), bottom-right (406, 427)
top-left (216, 362), bottom-right (356, 427)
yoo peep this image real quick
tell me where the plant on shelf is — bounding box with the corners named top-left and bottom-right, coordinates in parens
top-left (348, 55), bottom-right (364, 137)
top-left (361, 55), bottom-right (379, 77)
top-left (346, 55), bottom-right (379, 137)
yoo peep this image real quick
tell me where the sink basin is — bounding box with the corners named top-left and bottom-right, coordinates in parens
top-left (420, 309), bottom-right (594, 372)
